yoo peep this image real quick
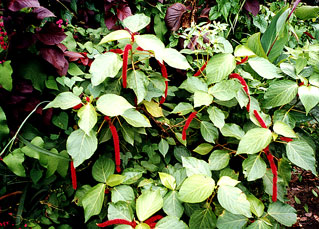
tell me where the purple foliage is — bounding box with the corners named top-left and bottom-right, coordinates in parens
top-left (117, 4), bottom-right (132, 21)
top-left (40, 46), bottom-right (69, 76)
top-left (244, 0), bottom-right (260, 16)
top-left (165, 3), bottom-right (187, 31)
top-left (35, 22), bottom-right (66, 45)
top-left (33, 7), bottom-right (56, 20)
top-left (8, 0), bottom-right (40, 12)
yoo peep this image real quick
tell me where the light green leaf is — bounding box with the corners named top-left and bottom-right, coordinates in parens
top-left (267, 202), bottom-right (297, 227)
top-left (108, 201), bottom-right (133, 221)
top-left (0, 106), bottom-right (9, 142)
top-left (180, 76), bottom-right (208, 93)
top-left (217, 176), bottom-right (240, 187)
top-left (286, 139), bottom-right (317, 175)
top-left (66, 129), bottom-right (98, 167)
top-left (217, 185), bottom-right (252, 218)
top-left (0, 60), bottom-right (13, 91)
top-left (208, 80), bottom-right (242, 101)
top-left (247, 194), bottom-right (264, 218)
top-left (273, 121), bottom-right (297, 138)
top-left (189, 208), bottom-right (216, 229)
top-left (123, 14), bottom-right (151, 33)
top-left (207, 106), bottom-right (225, 129)
top-left (208, 150), bottom-right (230, 171)
top-left (82, 183), bottom-right (106, 222)
top-left (92, 155), bottom-right (115, 183)
top-left (111, 185), bottom-right (135, 204)
top-left (216, 210), bottom-right (248, 229)
top-left (77, 103), bottom-right (97, 135)
top-left (89, 53), bottom-right (122, 86)
top-left (200, 121), bottom-right (219, 143)
top-left (246, 32), bottom-right (267, 59)
top-left (220, 123), bottom-right (245, 140)
top-left (44, 92), bottom-right (81, 110)
top-left (243, 154), bottom-right (267, 181)
top-left (159, 139), bottom-right (169, 157)
top-left (106, 174), bottom-right (125, 187)
top-left (193, 143), bottom-right (214, 155)
top-left (135, 35), bottom-right (165, 62)
top-left (237, 128), bottom-right (272, 155)
top-left (171, 102), bottom-right (193, 115)
top-left (143, 100), bottom-right (163, 117)
top-left (182, 156), bottom-right (211, 177)
top-left (97, 94), bottom-right (134, 117)
top-left (262, 170), bottom-right (286, 202)
top-left (206, 53), bottom-right (236, 84)
top-left (159, 172), bottom-right (176, 190)
top-left (234, 45), bottom-right (256, 57)
top-left (163, 192), bottom-right (184, 219)
top-left (295, 6), bottom-right (319, 20)
top-left (99, 30), bottom-right (131, 44)
top-left (246, 220), bottom-right (271, 229)
top-left (264, 80), bottom-right (298, 108)
top-left (194, 90), bottom-right (213, 108)
top-left (298, 85), bottom-right (319, 115)
top-left (121, 108), bottom-right (151, 127)
top-left (155, 216), bottom-right (188, 229)
top-left (3, 149), bottom-right (26, 177)
top-left (280, 63), bottom-right (296, 79)
top-left (136, 190), bottom-right (163, 221)
top-left (127, 70), bottom-right (149, 104)
top-left (248, 57), bottom-right (282, 79)
top-left (178, 174), bottom-right (215, 203)
top-left (68, 63), bottom-right (84, 76)
top-left (162, 48), bottom-right (191, 70)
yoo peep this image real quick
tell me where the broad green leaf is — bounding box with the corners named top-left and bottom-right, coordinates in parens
top-left (136, 223), bottom-right (151, 229)
top-left (82, 183), bottom-right (106, 222)
top-left (77, 103), bottom-right (97, 135)
top-left (182, 156), bottom-right (211, 177)
top-left (0, 60), bottom-right (13, 91)
top-left (97, 94), bottom-right (134, 117)
top-left (106, 174), bottom-right (125, 187)
top-left (298, 85), bottom-right (319, 114)
top-left (248, 57), bottom-right (283, 79)
top-left (267, 202), bottom-right (297, 227)
top-left (243, 154), bottom-right (267, 181)
top-left (99, 30), bottom-right (131, 44)
top-left (273, 121), bottom-right (297, 138)
top-left (262, 170), bottom-right (286, 202)
top-left (68, 63), bottom-right (84, 76)
top-left (278, 158), bottom-right (292, 186)
top-left (143, 100), bottom-right (163, 117)
top-left (189, 208), bottom-right (216, 229)
top-left (3, 149), bottom-right (26, 177)
top-left (127, 70), bottom-right (149, 104)
top-left (200, 121), bottom-right (219, 143)
top-left (180, 76), bottom-right (208, 93)
top-left (111, 185), bottom-right (135, 204)
top-left (280, 63), bottom-right (296, 79)
top-left (123, 14), bottom-right (151, 33)
top-left (66, 129), bottom-right (98, 167)
top-left (234, 45), bottom-right (256, 57)
top-left (74, 185), bottom-right (92, 207)
top-left (121, 109), bottom-right (151, 127)
top-left (216, 210), bottom-right (248, 229)
top-left (267, 25), bottom-right (289, 63)
top-left (206, 53), bottom-right (236, 84)
top-left (237, 128), bottom-right (272, 155)
top-left (135, 35), bottom-right (165, 62)
top-left (92, 155), bottom-right (115, 183)
top-left (193, 143), bottom-right (214, 156)
top-left (163, 191), bottom-right (184, 219)
top-left (217, 185), bottom-right (252, 218)
top-left (155, 216), bottom-right (188, 229)
top-left (159, 172), bottom-right (176, 190)
top-left (89, 52), bottom-right (122, 86)
top-left (295, 6), bottom-right (319, 20)
top-left (108, 201), bottom-right (133, 221)
top-left (208, 150), bottom-right (230, 171)
top-left (220, 123), bottom-right (245, 140)
top-left (44, 92), bottom-right (81, 110)
top-left (247, 194), bottom-right (264, 218)
top-left (159, 139), bottom-right (169, 157)
top-left (178, 174), bottom-right (215, 203)
top-left (208, 80), bottom-right (242, 101)
top-left (194, 90), bottom-right (213, 108)
top-left (207, 106), bottom-right (225, 129)
top-left (122, 168), bottom-right (144, 184)
top-left (171, 102), bottom-right (193, 115)
top-left (286, 139), bottom-right (317, 175)
top-left (136, 190), bottom-right (163, 221)
top-left (246, 220), bottom-right (271, 229)
top-left (162, 48), bottom-right (191, 70)
top-left (0, 106), bottom-right (9, 141)
top-left (245, 32), bottom-right (267, 59)
top-left (217, 176), bottom-right (240, 187)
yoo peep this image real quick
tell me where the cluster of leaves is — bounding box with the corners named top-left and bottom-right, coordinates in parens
top-left (0, 0), bottom-right (319, 228)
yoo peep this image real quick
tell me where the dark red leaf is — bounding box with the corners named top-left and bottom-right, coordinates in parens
top-left (8, 0), bottom-right (40, 12)
top-left (64, 51), bottom-right (85, 61)
top-left (165, 3), bottom-right (187, 31)
top-left (57, 43), bottom-right (67, 52)
top-left (40, 46), bottom-right (69, 76)
top-left (244, 0), bottom-right (260, 16)
top-left (199, 8), bottom-right (211, 19)
top-left (36, 22), bottom-right (66, 45)
top-left (117, 4), bottom-right (132, 21)
top-left (33, 7), bottom-right (56, 20)
top-left (105, 13), bottom-right (118, 30)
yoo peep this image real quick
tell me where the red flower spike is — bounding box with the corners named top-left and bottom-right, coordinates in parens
top-left (122, 44), bottom-right (133, 88)
top-left (264, 146), bottom-right (278, 202)
top-left (194, 61), bottom-right (208, 77)
top-left (304, 32), bottom-right (315, 40)
top-left (97, 219), bottom-right (136, 228)
top-left (236, 56), bottom-right (249, 65)
top-left (144, 215), bottom-right (164, 224)
top-left (104, 116), bottom-right (111, 122)
top-left (73, 103), bottom-right (83, 110)
top-left (299, 82), bottom-right (304, 86)
top-left (70, 161), bottom-right (77, 190)
top-left (148, 223), bottom-right (157, 229)
top-left (86, 97), bottom-right (90, 102)
top-left (136, 46), bottom-right (145, 51)
top-left (182, 111), bottom-right (198, 140)
top-left (253, 110), bottom-right (267, 128)
top-left (109, 49), bottom-right (124, 54)
top-left (109, 123), bottom-right (121, 173)
top-left (280, 137), bottom-right (293, 142)
top-left (157, 61), bottom-right (168, 104)
top-left (229, 73), bottom-right (250, 111)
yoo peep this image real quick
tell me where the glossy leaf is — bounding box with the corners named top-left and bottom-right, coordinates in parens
top-left (298, 85), bottom-right (319, 114)
top-left (220, 123), bottom-right (245, 140)
top-left (267, 202), bottom-right (297, 227)
top-left (216, 210), bottom-right (248, 229)
top-left (193, 143), bottom-right (214, 156)
top-left (194, 90), bottom-right (213, 108)
top-left (0, 60), bottom-right (13, 91)
top-left (200, 121), bottom-right (219, 143)
top-left (82, 183), bottom-right (106, 222)
top-left (92, 155), bottom-right (115, 183)
top-left (77, 103), bottom-right (97, 135)
top-left (189, 208), bottom-right (216, 229)
top-left (108, 201), bottom-right (133, 221)
top-left (206, 54), bottom-right (236, 84)
top-left (247, 194), bottom-right (264, 218)
top-left (248, 57), bottom-right (283, 79)
top-left (273, 121), bottom-right (297, 138)
top-left (207, 106), bottom-right (225, 129)
top-left (136, 190), bottom-right (163, 221)
top-left (155, 216), bottom-right (188, 229)
top-left (159, 172), bottom-right (176, 190)
top-left (208, 150), bottom-right (230, 171)
top-left (99, 30), bottom-right (131, 44)
top-left (111, 185), bottom-right (135, 204)
top-left (121, 109), bottom-right (151, 127)
top-left (162, 48), bottom-right (191, 70)
top-left (243, 154), bottom-right (267, 181)
top-left (163, 191), bottom-right (184, 219)
top-left (208, 80), bottom-right (242, 101)
top-left (97, 94), bottom-right (134, 117)
top-left (182, 156), bottom-right (211, 177)
top-left (45, 92), bottom-right (81, 110)
top-left (123, 13), bottom-right (151, 33)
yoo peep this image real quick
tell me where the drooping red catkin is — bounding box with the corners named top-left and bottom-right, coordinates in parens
top-left (194, 61), bottom-right (208, 77)
top-left (280, 137), bottom-right (293, 142)
top-left (144, 215), bottom-right (164, 224)
top-left (122, 44), bottom-right (132, 88)
top-left (73, 103), bottom-right (83, 110)
top-left (264, 146), bottom-right (278, 202)
top-left (182, 111), bottom-right (198, 141)
top-left (97, 219), bottom-right (136, 228)
top-left (236, 56), bottom-right (248, 65)
top-left (229, 73), bottom-right (251, 111)
top-left (70, 161), bottom-right (77, 190)
top-left (109, 49), bottom-right (124, 54)
top-left (157, 61), bottom-right (168, 104)
top-left (253, 110), bottom-right (267, 128)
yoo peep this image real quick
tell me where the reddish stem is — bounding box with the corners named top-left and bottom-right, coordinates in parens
top-left (253, 110), bottom-right (267, 128)
top-left (97, 219), bottom-right (136, 228)
top-left (122, 44), bottom-right (132, 88)
top-left (182, 111), bottom-right (198, 140)
top-left (264, 146), bottom-right (278, 202)
top-left (229, 73), bottom-right (250, 111)
top-left (70, 161), bottom-right (77, 190)
top-left (157, 61), bottom-right (168, 104)
top-left (194, 61), bottom-right (208, 77)
top-left (280, 137), bottom-right (293, 142)
top-left (236, 56), bottom-right (248, 65)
